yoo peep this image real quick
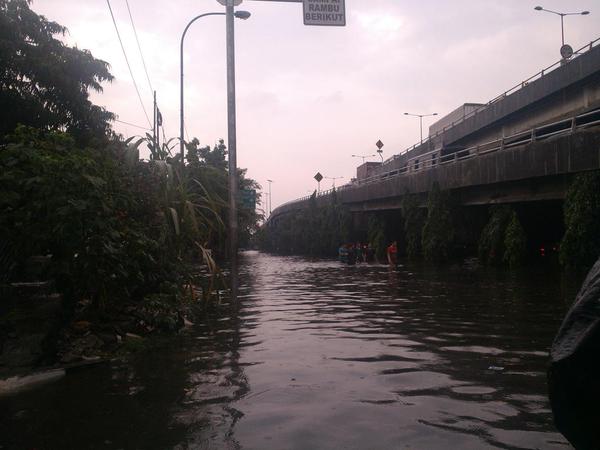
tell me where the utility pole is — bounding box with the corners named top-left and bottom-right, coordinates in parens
top-left (153, 91), bottom-right (157, 151)
top-left (226, 1), bottom-right (238, 274)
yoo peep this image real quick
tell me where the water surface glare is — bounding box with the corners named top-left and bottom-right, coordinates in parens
top-left (0, 251), bottom-right (574, 449)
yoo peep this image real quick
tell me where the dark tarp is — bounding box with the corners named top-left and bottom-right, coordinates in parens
top-left (548, 256), bottom-right (600, 449)
top-left (551, 257), bottom-right (600, 362)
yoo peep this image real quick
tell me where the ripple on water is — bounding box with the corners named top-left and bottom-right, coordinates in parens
top-left (0, 252), bottom-right (571, 449)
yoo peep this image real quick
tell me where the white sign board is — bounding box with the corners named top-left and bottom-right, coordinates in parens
top-left (303, 0), bottom-right (346, 26)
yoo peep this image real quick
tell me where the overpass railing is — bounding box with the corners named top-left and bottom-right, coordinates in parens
top-left (379, 37), bottom-right (600, 165)
top-left (273, 38), bottom-right (600, 215)
top-left (273, 106), bottom-right (600, 214)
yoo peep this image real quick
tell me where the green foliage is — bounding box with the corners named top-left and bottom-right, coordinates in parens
top-left (479, 205), bottom-right (528, 267)
top-left (503, 211), bottom-right (527, 268)
top-left (260, 192), bottom-right (350, 256)
top-left (0, 127), bottom-right (171, 306)
top-left (478, 205), bottom-right (512, 265)
top-left (560, 171), bottom-right (600, 268)
top-left (401, 191), bottom-right (425, 259)
top-left (367, 215), bottom-right (386, 260)
top-left (184, 138), bottom-right (262, 252)
top-left (421, 183), bottom-right (455, 262)
top-left (0, 0), bottom-right (114, 143)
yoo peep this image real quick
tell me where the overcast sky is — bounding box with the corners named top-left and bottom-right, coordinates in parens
top-left (34, 0), bottom-right (600, 211)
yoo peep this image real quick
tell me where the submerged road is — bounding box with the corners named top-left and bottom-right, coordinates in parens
top-left (1, 251), bottom-right (575, 449)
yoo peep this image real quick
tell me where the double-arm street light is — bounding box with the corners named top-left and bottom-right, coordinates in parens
top-left (179, 10), bottom-right (251, 165)
top-left (352, 153), bottom-right (376, 164)
top-left (325, 175), bottom-right (344, 188)
top-left (404, 112), bottom-right (438, 143)
top-left (534, 6), bottom-right (590, 51)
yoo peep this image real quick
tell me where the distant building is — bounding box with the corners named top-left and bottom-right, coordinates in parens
top-left (356, 161), bottom-right (382, 180)
top-left (429, 103), bottom-right (484, 136)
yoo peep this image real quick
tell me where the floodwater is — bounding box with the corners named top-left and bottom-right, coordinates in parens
top-left (1, 251), bottom-right (577, 449)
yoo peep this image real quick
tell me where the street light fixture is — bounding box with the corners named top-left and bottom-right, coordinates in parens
top-left (324, 175), bottom-right (344, 188)
top-left (266, 179), bottom-right (273, 216)
top-left (404, 112), bottom-right (438, 143)
top-left (352, 153), bottom-right (376, 164)
top-left (534, 6), bottom-right (590, 56)
top-left (179, 10), bottom-right (251, 166)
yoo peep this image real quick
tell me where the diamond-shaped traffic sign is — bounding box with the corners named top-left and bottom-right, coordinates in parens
top-left (376, 140), bottom-right (384, 150)
top-left (314, 172), bottom-right (323, 182)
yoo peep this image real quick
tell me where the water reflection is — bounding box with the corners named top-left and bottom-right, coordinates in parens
top-left (231, 252), bottom-right (570, 449)
top-left (0, 252), bottom-right (573, 449)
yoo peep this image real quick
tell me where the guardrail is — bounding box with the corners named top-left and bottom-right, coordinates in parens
top-left (272, 106), bottom-right (600, 215)
top-left (381, 36), bottom-right (600, 165)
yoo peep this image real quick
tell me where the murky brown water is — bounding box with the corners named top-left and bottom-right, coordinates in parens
top-left (1, 251), bottom-right (576, 449)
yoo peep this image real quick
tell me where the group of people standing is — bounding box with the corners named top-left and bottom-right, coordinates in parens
top-left (338, 241), bottom-right (399, 265)
top-left (338, 242), bottom-right (375, 265)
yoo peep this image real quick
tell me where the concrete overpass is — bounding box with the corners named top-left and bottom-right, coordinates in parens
top-left (269, 37), bottom-right (600, 224)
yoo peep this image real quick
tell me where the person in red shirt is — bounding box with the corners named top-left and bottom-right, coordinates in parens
top-left (387, 241), bottom-right (398, 265)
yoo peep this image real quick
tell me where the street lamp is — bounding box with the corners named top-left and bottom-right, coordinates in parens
top-left (266, 179), bottom-right (273, 216)
top-left (324, 175), bottom-right (344, 188)
top-left (404, 112), bottom-right (438, 143)
top-left (352, 153), bottom-right (376, 164)
top-left (179, 10), bottom-right (251, 166)
top-left (534, 6), bottom-right (590, 54)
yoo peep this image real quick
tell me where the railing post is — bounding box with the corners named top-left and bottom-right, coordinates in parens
top-left (571, 117), bottom-right (577, 132)
top-left (475, 145), bottom-right (480, 156)
top-left (531, 128), bottom-right (536, 142)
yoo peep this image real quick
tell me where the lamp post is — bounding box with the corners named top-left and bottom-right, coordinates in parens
top-left (352, 153), bottom-right (376, 164)
top-left (534, 6), bottom-right (590, 51)
top-left (266, 179), bottom-right (273, 216)
top-left (179, 10), bottom-right (251, 166)
top-left (404, 112), bottom-right (438, 143)
top-left (224, 4), bottom-right (251, 278)
top-left (325, 175), bottom-right (344, 188)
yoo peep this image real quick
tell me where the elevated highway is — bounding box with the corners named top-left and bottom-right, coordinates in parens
top-left (269, 38), bottom-right (600, 225)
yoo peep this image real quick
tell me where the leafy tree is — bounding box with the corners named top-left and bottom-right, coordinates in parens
top-left (560, 171), bottom-right (600, 268)
top-left (421, 183), bottom-right (455, 262)
top-left (367, 215), bottom-right (386, 260)
top-left (0, 0), bottom-right (114, 143)
top-left (0, 127), bottom-right (169, 306)
top-left (260, 193), bottom-right (350, 257)
top-left (402, 190), bottom-right (425, 259)
top-left (184, 138), bottom-right (262, 254)
top-left (478, 205), bottom-right (512, 265)
top-left (503, 211), bottom-right (527, 268)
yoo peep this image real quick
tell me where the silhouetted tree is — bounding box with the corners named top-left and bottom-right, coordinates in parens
top-left (0, 0), bottom-right (114, 143)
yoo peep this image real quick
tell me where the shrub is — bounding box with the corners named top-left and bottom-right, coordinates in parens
top-left (503, 211), bottom-right (527, 268)
top-left (560, 171), bottom-right (600, 269)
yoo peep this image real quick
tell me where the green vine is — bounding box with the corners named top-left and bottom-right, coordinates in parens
top-left (402, 190), bottom-right (425, 259)
top-left (421, 183), bottom-right (455, 262)
top-left (560, 171), bottom-right (600, 268)
top-left (503, 211), bottom-right (527, 268)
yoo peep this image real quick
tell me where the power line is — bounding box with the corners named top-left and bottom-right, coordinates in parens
top-left (124, 0), bottom-right (153, 95)
top-left (106, 0), bottom-right (151, 127)
top-left (114, 118), bottom-right (152, 131)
